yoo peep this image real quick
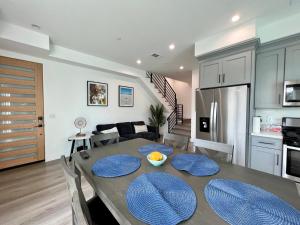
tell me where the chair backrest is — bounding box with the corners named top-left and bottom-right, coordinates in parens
top-left (91, 132), bottom-right (119, 148)
top-left (193, 139), bottom-right (234, 163)
top-left (163, 133), bottom-right (189, 151)
top-left (72, 191), bottom-right (89, 225)
top-left (61, 156), bottom-right (92, 225)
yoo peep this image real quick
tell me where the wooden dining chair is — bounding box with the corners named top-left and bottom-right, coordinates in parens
top-left (193, 139), bottom-right (234, 163)
top-left (61, 156), bottom-right (119, 225)
top-left (90, 132), bottom-right (119, 148)
top-left (163, 133), bottom-right (189, 151)
top-left (296, 183), bottom-right (300, 197)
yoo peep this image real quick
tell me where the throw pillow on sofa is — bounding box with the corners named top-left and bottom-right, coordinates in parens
top-left (134, 125), bottom-right (148, 133)
top-left (101, 127), bottom-right (120, 136)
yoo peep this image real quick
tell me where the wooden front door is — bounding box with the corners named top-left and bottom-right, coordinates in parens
top-left (0, 56), bottom-right (45, 169)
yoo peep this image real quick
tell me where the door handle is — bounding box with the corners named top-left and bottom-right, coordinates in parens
top-left (210, 102), bottom-right (214, 140)
top-left (278, 94), bottom-right (281, 105)
top-left (213, 102), bottom-right (218, 142)
top-left (35, 116), bottom-right (44, 128)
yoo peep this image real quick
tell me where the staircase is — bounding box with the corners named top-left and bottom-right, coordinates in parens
top-left (145, 72), bottom-right (187, 135)
top-left (171, 119), bottom-right (191, 137)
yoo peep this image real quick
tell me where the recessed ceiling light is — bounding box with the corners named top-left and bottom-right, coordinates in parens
top-left (136, 59), bottom-right (142, 64)
top-left (169, 44), bottom-right (175, 50)
top-left (179, 66), bottom-right (184, 70)
top-left (231, 14), bottom-right (240, 22)
top-left (31, 24), bottom-right (41, 30)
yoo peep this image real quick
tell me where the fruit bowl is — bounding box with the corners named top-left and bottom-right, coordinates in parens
top-left (147, 153), bottom-right (167, 167)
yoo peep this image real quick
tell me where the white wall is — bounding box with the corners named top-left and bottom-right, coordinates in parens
top-left (257, 12), bottom-right (300, 43)
top-left (0, 49), bottom-right (157, 161)
top-left (166, 77), bottom-right (192, 119)
top-left (195, 21), bottom-right (256, 57)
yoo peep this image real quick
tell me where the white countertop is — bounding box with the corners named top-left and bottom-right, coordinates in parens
top-left (251, 131), bottom-right (283, 140)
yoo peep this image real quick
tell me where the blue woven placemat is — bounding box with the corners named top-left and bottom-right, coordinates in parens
top-left (171, 154), bottom-right (220, 176)
top-left (205, 179), bottom-right (300, 225)
top-left (126, 172), bottom-right (197, 225)
top-left (91, 154), bottom-right (141, 178)
top-left (138, 143), bottom-right (173, 156)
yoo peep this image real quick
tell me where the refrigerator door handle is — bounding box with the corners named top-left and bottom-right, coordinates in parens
top-left (210, 102), bottom-right (214, 140)
top-left (213, 102), bottom-right (218, 141)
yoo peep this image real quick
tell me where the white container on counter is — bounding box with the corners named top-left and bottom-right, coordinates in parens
top-left (253, 116), bottom-right (261, 133)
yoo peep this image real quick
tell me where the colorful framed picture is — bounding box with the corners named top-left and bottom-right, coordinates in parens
top-left (87, 81), bottom-right (108, 106)
top-left (119, 85), bottom-right (134, 107)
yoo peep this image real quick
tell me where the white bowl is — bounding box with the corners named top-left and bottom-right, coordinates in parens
top-left (147, 153), bottom-right (167, 167)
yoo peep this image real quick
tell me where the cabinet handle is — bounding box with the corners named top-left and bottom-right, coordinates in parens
top-left (222, 73), bottom-right (225, 83)
top-left (218, 74), bottom-right (221, 83)
top-left (276, 154), bottom-right (279, 166)
top-left (258, 141), bottom-right (274, 145)
top-left (278, 94), bottom-right (281, 105)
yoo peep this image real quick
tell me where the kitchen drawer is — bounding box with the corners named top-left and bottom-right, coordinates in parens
top-left (251, 136), bottom-right (282, 150)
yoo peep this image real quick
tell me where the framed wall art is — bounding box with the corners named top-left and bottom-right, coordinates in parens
top-left (87, 81), bottom-right (108, 106)
top-left (119, 85), bottom-right (134, 107)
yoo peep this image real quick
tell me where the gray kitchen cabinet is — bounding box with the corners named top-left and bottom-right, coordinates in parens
top-left (200, 50), bottom-right (252, 89)
top-left (251, 136), bottom-right (282, 176)
top-left (285, 43), bottom-right (300, 81)
top-left (255, 48), bottom-right (285, 108)
top-left (200, 59), bottom-right (222, 89)
top-left (251, 146), bottom-right (276, 174)
top-left (274, 149), bottom-right (282, 176)
top-left (222, 51), bottom-right (252, 86)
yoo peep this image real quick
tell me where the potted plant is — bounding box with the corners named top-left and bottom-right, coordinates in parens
top-left (148, 104), bottom-right (166, 138)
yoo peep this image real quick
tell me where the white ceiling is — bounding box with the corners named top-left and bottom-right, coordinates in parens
top-left (0, 0), bottom-right (298, 78)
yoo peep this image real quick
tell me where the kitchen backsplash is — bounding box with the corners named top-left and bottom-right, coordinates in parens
top-left (255, 108), bottom-right (300, 126)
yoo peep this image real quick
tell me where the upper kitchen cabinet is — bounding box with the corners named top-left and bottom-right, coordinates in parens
top-left (222, 51), bottom-right (252, 86)
top-left (200, 59), bottom-right (222, 89)
top-left (200, 50), bottom-right (252, 89)
top-left (285, 43), bottom-right (300, 81)
top-left (197, 39), bottom-right (257, 89)
top-left (255, 48), bottom-right (285, 109)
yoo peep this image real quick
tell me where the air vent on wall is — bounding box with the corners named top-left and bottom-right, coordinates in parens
top-left (151, 53), bottom-right (160, 58)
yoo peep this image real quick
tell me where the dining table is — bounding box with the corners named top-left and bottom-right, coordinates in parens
top-left (73, 138), bottom-right (300, 225)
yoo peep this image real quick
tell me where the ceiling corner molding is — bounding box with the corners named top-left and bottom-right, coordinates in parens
top-left (0, 20), bottom-right (50, 52)
top-left (0, 20), bottom-right (146, 78)
top-left (49, 45), bottom-right (145, 78)
top-left (196, 38), bottom-right (259, 61)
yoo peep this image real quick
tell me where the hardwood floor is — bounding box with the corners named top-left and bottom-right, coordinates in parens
top-left (0, 160), bottom-right (94, 225)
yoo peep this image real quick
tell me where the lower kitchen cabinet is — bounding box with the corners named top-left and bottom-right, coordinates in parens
top-left (251, 136), bottom-right (282, 176)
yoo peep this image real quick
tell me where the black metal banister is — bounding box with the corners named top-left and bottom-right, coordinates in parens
top-left (146, 71), bottom-right (180, 133)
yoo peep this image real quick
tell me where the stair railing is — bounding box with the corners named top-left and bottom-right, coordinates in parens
top-left (146, 72), bottom-right (178, 133)
top-left (177, 104), bottom-right (183, 124)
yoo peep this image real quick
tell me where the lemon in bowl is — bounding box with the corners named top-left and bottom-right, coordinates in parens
top-left (147, 151), bottom-right (167, 167)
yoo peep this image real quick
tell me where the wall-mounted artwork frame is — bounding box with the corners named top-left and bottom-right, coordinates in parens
top-left (119, 85), bottom-right (134, 107)
top-left (87, 81), bottom-right (108, 106)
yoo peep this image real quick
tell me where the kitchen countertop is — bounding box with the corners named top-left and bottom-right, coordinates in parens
top-left (251, 131), bottom-right (283, 140)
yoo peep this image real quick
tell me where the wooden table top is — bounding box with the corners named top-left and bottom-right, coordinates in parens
top-left (73, 138), bottom-right (300, 225)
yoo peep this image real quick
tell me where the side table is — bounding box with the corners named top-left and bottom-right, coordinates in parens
top-left (68, 132), bottom-right (93, 161)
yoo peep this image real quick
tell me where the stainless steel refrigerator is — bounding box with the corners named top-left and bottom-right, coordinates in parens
top-left (196, 85), bottom-right (249, 167)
